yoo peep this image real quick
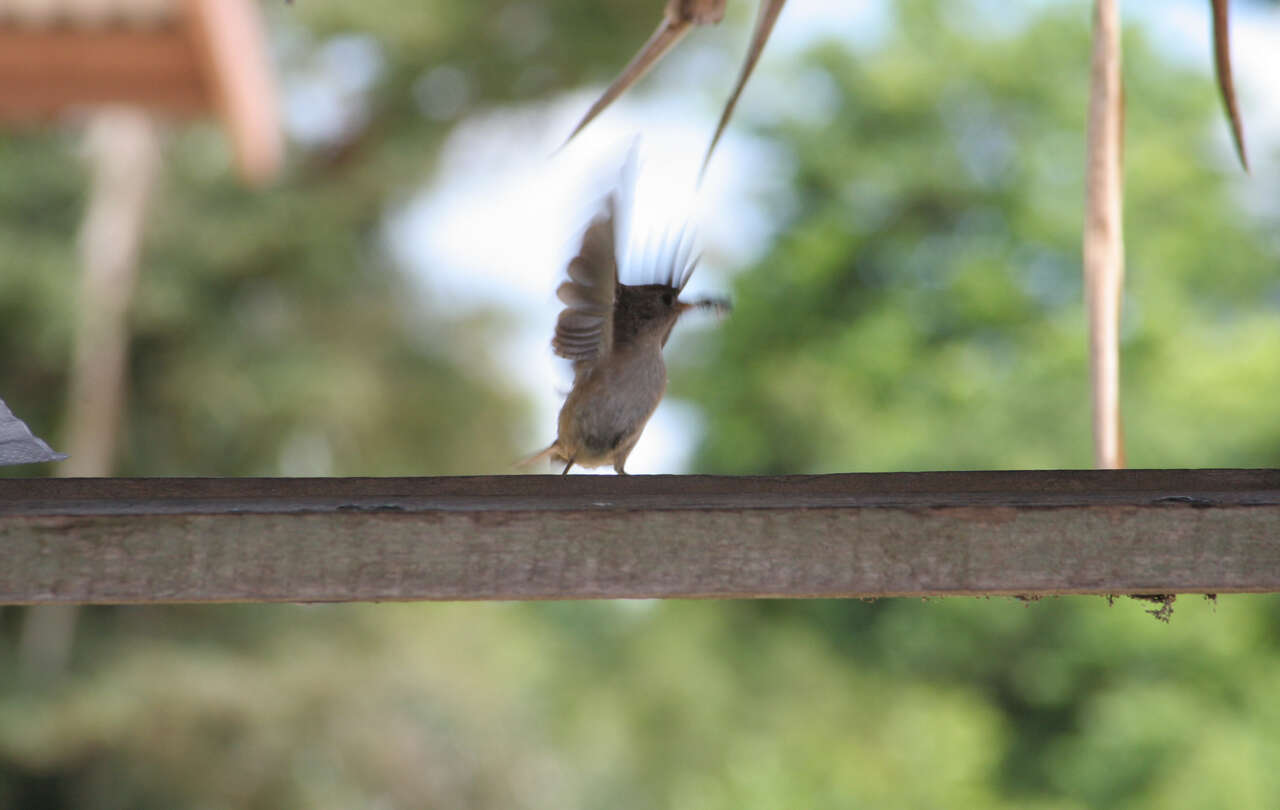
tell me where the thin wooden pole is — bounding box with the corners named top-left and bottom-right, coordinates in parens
top-left (1083, 0), bottom-right (1125, 470)
top-left (18, 109), bottom-right (160, 680)
top-left (62, 108), bottom-right (160, 478)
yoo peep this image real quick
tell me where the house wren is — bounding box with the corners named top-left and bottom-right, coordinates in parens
top-left (525, 183), bottom-right (728, 475)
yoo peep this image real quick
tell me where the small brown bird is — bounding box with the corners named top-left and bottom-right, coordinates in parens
top-left (524, 182), bottom-right (728, 475)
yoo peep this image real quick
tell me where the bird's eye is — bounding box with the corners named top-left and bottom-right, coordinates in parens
top-left (662, 292), bottom-right (674, 306)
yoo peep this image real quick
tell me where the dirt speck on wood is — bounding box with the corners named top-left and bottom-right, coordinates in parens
top-left (1130, 593), bottom-right (1176, 622)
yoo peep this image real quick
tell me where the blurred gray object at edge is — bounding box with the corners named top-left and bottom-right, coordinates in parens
top-left (0, 396), bottom-right (67, 465)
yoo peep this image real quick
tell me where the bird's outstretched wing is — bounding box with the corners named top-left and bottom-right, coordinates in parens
top-left (553, 194), bottom-right (619, 379)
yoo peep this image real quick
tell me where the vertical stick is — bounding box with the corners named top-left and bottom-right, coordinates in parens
top-left (18, 108), bottom-right (160, 680)
top-left (63, 109), bottom-right (161, 477)
top-left (1083, 0), bottom-right (1125, 469)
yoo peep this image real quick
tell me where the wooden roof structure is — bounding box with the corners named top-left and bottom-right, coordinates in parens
top-left (0, 0), bottom-right (281, 184)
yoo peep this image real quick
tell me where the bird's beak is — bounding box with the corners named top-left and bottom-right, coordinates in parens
top-left (678, 297), bottom-right (732, 317)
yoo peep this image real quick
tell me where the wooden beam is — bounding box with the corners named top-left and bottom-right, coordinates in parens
top-left (2, 470), bottom-right (1279, 605)
top-left (184, 0), bottom-right (282, 185)
top-left (0, 28), bottom-right (206, 120)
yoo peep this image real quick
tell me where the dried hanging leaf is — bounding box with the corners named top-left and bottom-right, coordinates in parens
top-left (701, 0), bottom-right (788, 178)
top-left (1211, 0), bottom-right (1248, 171)
top-left (561, 0), bottom-right (726, 148)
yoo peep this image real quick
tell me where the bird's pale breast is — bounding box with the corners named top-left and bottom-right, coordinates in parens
top-left (558, 343), bottom-right (667, 464)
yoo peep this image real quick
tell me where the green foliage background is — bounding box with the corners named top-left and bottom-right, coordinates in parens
top-left (3, 0), bottom-right (1280, 807)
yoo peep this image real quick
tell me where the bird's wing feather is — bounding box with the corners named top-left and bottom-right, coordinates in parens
top-left (552, 196), bottom-right (618, 377)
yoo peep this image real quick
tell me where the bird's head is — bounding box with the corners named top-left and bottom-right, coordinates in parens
top-left (614, 282), bottom-right (731, 347)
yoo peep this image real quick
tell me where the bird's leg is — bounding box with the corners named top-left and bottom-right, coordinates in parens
top-left (562, 458), bottom-right (575, 475)
top-left (613, 436), bottom-right (641, 475)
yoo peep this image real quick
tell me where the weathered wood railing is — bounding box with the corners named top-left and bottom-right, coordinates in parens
top-left (3, 470), bottom-right (1278, 604)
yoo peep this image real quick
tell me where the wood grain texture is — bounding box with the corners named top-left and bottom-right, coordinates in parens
top-left (3, 470), bottom-right (1280, 604)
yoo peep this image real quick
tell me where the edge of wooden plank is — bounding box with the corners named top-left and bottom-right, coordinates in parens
top-left (3, 471), bottom-right (1279, 604)
top-left (4, 469), bottom-right (1280, 514)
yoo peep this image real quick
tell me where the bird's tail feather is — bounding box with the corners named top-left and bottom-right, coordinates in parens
top-left (514, 441), bottom-right (560, 471)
